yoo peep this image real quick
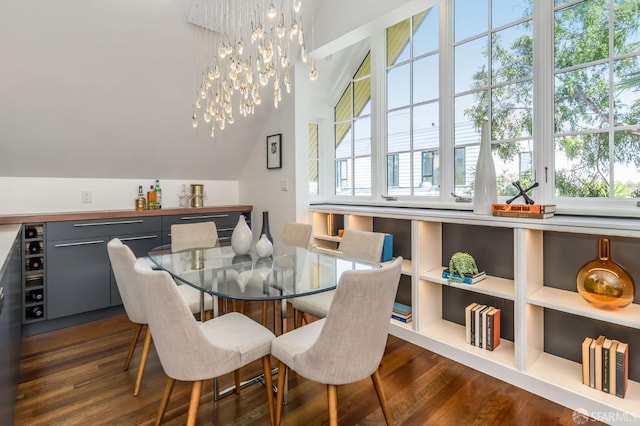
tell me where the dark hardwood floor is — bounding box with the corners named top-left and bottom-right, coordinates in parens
top-left (14, 305), bottom-right (595, 425)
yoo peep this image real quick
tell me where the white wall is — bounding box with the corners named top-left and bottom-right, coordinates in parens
top-left (0, 177), bottom-right (238, 214)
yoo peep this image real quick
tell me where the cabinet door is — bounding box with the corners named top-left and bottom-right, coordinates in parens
top-left (46, 238), bottom-right (110, 319)
top-left (161, 211), bottom-right (249, 245)
top-left (0, 234), bottom-right (21, 424)
top-left (110, 233), bottom-right (161, 306)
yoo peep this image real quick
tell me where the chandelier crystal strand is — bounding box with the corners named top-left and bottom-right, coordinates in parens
top-left (192, 0), bottom-right (317, 139)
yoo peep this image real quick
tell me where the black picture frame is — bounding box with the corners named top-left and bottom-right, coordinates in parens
top-left (266, 133), bottom-right (282, 169)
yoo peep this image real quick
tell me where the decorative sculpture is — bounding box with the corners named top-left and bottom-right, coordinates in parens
top-left (506, 180), bottom-right (539, 205)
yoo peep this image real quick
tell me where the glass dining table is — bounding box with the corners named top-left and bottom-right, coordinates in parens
top-left (147, 243), bottom-right (377, 334)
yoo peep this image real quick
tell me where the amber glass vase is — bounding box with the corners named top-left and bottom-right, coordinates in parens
top-left (576, 238), bottom-right (635, 309)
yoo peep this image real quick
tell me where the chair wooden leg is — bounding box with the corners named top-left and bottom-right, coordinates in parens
top-left (294, 309), bottom-right (304, 328)
top-left (124, 323), bottom-right (144, 371)
top-left (302, 312), bottom-right (312, 325)
top-left (205, 309), bottom-right (212, 321)
top-left (262, 300), bottom-right (268, 326)
top-left (275, 361), bottom-right (287, 426)
top-left (155, 377), bottom-right (175, 426)
top-left (186, 380), bottom-right (203, 426)
top-left (133, 326), bottom-right (152, 396)
top-left (327, 384), bottom-right (338, 426)
top-left (262, 356), bottom-right (275, 426)
top-left (234, 369), bottom-right (241, 394)
top-left (371, 369), bottom-right (393, 426)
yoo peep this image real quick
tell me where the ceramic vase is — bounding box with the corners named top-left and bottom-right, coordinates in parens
top-left (261, 211), bottom-right (273, 243)
top-left (576, 238), bottom-right (635, 309)
top-left (473, 121), bottom-right (497, 215)
top-left (255, 234), bottom-right (274, 258)
top-left (231, 215), bottom-right (252, 255)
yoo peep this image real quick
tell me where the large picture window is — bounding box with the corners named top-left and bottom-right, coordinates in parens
top-left (314, 0), bottom-right (640, 213)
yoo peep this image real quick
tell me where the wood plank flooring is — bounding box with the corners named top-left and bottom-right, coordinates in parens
top-left (14, 306), bottom-right (596, 425)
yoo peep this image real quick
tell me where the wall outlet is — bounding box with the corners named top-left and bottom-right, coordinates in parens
top-left (82, 190), bottom-right (92, 203)
top-left (281, 179), bottom-right (289, 191)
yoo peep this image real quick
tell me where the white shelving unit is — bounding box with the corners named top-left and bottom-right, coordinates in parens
top-left (309, 205), bottom-right (640, 425)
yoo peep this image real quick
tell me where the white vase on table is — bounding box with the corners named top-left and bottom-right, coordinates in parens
top-left (255, 234), bottom-right (273, 258)
top-left (231, 215), bottom-right (252, 255)
top-left (473, 121), bottom-right (497, 215)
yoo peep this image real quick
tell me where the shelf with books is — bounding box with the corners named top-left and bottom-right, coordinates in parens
top-left (528, 287), bottom-right (640, 330)
top-left (420, 319), bottom-right (516, 369)
top-left (528, 352), bottom-right (640, 419)
top-left (420, 267), bottom-right (515, 300)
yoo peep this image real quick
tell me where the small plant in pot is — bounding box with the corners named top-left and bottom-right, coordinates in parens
top-left (448, 252), bottom-right (479, 283)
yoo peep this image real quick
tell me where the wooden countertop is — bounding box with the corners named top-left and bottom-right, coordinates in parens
top-left (0, 205), bottom-right (253, 225)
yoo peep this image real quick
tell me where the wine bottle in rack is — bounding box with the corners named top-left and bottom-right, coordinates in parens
top-left (25, 227), bottom-right (38, 239)
top-left (28, 258), bottom-right (42, 270)
top-left (26, 289), bottom-right (44, 302)
top-left (28, 241), bottom-right (42, 254)
top-left (27, 306), bottom-right (44, 319)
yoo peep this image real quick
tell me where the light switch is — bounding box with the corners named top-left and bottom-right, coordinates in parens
top-left (281, 179), bottom-right (289, 191)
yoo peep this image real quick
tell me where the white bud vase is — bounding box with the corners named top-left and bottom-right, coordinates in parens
top-left (231, 215), bottom-right (252, 255)
top-left (255, 234), bottom-right (273, 258)
top-left (473, 121), bottom-right (497, 215)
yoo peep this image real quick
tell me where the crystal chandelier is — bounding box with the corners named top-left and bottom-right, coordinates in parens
top-left (190, 0), bottom-right (318, 139)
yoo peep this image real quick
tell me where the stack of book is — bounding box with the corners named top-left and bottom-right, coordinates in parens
top-left (581, 335), bottom-right (628, 398)
top-left (442, 268), bottom-right (486, 284)
top-left (491, 203), bottom-right (555, 219)
top-left (464, 303), bottom-right (500, 351)
top-left (391, 302), bottom-right (412, 324)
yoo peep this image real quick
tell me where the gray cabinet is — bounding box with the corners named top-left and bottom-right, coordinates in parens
top-left (0, 232), bottom-right (22, 423)
top-left (46, 217), bottom-right (161, 319)
top-left (161, 210), bottom-right (251, 245)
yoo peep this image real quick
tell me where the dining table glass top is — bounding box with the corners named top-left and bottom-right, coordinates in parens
top-left (147, 244), bottom-right (377, 301)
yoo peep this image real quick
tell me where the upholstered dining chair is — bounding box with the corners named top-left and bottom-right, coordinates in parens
top-left (170, 222), bottom-right (217, 319)
top-left (280, 222), bottom-right (312, 248)
top-left (257, 222), bottom-right (313, 327)
top-left (132, 258), bottom-right (276, 426)
top-left (290, 229), bottom-right (386, 327)
top-left (271, 257), bottom-right (403, 426)
top-left (107, 238), bottom-right (150, 397)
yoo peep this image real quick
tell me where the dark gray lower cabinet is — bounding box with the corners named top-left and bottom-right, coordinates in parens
top-left (45, 217), bottom-right (162, 319)
top-left (0, 232), bottom-right (22, 423)
top-left (46, 238), bottom-right (111, 319)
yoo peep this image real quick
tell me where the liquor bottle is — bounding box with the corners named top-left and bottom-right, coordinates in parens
top-left (135, 186), bottom-right (146, 211)
top-left (147, 185), bottom-right (157, 209)
top-left (154, 179), bottom-right (162, 209)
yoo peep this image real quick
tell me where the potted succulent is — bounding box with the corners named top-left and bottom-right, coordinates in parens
top-left (448, 252), bottom-right (479, 283)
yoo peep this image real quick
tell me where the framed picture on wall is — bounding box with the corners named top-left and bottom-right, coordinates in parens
top-left (266, 133), bottom-right (282, 169)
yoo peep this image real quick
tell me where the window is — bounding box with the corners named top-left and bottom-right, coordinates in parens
top-left (312, 0), bottom-right (640, 213)
top-left (454, 0), bottom-right (534, 197)
top-left (386, 5), bottom-right (440, 197)
top-left (309, 123), bottom-right (319, 195)
top-left (553, 0), bottom-right (640, 198)
top-left (334, 54), bottom-right (372, 196)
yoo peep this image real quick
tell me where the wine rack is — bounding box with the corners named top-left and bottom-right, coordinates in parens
top-left (22, 224), bottom-right (46, 323)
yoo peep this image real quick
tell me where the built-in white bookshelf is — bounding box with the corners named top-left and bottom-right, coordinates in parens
top-left (309, 205), bottom-right (640, 425)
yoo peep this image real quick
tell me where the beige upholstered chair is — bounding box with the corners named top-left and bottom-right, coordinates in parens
top-left (170, 221), bottom-right (218, 252)
top-left (257, 222), bottom-right (313, 326)
top-left (272, 257), bottom-right (403, 426)
top-left (170, 222), bottom-right (217, 319)
top-left (107, 238), bottom-right (150, 397)
top-left (280, 222), bottom-right (312, 248)
top-left (132, 258), bottom-right (276, 426)
top-left (290, 229), bottom-right (386, 326)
